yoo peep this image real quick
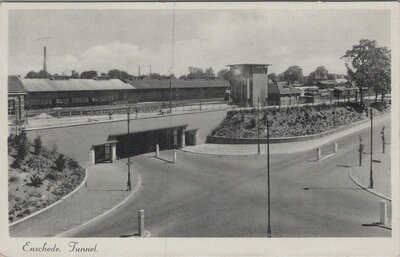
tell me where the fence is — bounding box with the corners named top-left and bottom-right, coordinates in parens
top-left (24, 100), bottom-right (228, 122)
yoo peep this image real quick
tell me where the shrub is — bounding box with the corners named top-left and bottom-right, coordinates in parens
top-left (55, 154), bottom-right (66, 171)
top-left (33, 136), bottom-right (42, 155)
top-left (28, 174), bottom-right (43, 187)
top-left (8, 176), bottom-right (18, 183)
top-left (15, 130), bottom-right (30, 161)
top-left (68, 159), bottom-right (80, 169)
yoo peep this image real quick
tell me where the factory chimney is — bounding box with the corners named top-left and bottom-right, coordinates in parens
top-left (43, 46), bottom-right (47, 73)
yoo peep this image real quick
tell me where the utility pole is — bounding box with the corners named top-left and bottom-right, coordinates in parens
top-left (369, 108), bottom-right (374, 189)
top-left (381, 126), bottom-right (385, 153)
top-left (264, 112), bottom-right (271, 238)
top-left (127, 111), bottom-right (132, 191)
top-left (257, 98), bottom-right (260, 154)
top-left (169, 76), bottom-right (172, 114)
top-left (358, 136), bottom-right (364, 167)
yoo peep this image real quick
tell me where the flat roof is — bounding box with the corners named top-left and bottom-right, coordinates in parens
top-left (20, 78), bottom-right (134, 92)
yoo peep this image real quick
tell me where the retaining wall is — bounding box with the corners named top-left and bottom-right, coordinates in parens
top-left (26, 110), bottom-right (227, 165)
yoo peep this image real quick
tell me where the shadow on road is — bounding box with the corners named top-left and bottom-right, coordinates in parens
top-left (362, 223), bottom-right (392, 230)
top-left (301, 187), bottom-right (362, 190)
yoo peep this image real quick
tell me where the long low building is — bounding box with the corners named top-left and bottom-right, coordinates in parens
top-left (7, 75), bottom-right (230, 124)
top-left (10, 76), bottom-right (229, 108)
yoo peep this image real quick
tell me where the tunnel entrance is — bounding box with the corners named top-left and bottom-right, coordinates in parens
top-left (115, 126), bottom-right (187, 159)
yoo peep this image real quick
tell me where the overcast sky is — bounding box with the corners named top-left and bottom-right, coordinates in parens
top-left (8, 8), bottom-right (390, 77)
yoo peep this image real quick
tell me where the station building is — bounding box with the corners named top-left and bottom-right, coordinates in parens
top-left (8, 76), bottom-right (229, 110)
top-left (8, 76), bottom-right (27, 126)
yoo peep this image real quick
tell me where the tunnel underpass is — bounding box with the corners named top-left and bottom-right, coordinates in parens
top-left (114, 126), bottom-right (189, 159)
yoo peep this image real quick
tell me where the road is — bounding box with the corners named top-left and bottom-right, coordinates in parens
top-left (69, 118), bottom-right (391, 237)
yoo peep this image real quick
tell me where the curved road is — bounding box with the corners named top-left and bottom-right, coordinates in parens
top-left (69, 118), bottom-right (391, 237)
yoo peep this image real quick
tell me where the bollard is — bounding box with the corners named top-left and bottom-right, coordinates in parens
top-left (138, 209), bottom-right (145, 237)
top-left (316, 148), bottom-right (321, 161)
top-left (379, 200), bottom-right (387, 225)
top-left (333, 142), bottom-right (338, 154)
top-left (173, 149), bottom-right (177, 164)
top-left (155, 144), bottom-right (159, 157)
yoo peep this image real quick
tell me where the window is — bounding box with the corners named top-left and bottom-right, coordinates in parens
top-left (71, 97), bottom-right (89, 104)
top-left (8, 100), bottom-right (15, 115)
top-left (30, 98), bottom-right (53, 106)
top-left (55, 98), bottom-right (70, 105)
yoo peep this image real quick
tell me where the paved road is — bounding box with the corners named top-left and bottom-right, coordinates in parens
top-left (69, 118), bottom-right (391, 237)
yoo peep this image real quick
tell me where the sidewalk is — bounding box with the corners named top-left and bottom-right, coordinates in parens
top-left (10, 160), bottom-right (140, 237)
top-left (349, 148), bottom-right (391, 199)
top-left (184, 113), bottom-right (390, 155)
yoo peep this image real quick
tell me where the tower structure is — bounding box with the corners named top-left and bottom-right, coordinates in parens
top-left (227, 63), bottom-right (271, 106)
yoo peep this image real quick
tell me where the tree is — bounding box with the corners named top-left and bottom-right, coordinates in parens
top-left (150, 73), bottom-right (161, 79)
top-left (33, 136), bottom-right (42, 155)
top-left (26, 71), bottom-right (38, 78)
top-left (205, 67), bottom-right (215, 78)
top-left (268, 73), bottom-right (278, 82)
top-left (217, 68), bottom-right (230, 80)
top-left (55, 154), bottom-right (66, 171)
top-left (327, 73), bottom-right (336, 80)
top-left (187, 66), bottom-right (206, 79)
top-left (13, 130), bottom-right (30, 168)
top-left (71, 70), bottom-right (80, 79)
top-left (308, 66), bottom-right (329, 82)
top-left (281, 65), bottom-right (304, 84)
top-left (342, 39), bottom-right (391, 105)
top-left (80, 70), bottom-right (98, 79)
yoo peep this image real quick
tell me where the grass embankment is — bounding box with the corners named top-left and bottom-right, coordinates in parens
top-left (8, 133), bottom-right (85, 223)
top-left (211, 102), bottom-right (390, 138)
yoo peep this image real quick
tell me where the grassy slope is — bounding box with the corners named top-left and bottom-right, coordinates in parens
top-left (211, 103), bottom-right (390, 138)
top-left (8, 143), bottom-right (85, 223)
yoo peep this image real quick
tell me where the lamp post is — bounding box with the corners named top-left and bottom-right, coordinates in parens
top-left (126, 110), bottom-right (132, 191)
top-left (169, 76), bottom-right (172, 114)
top-left (257, 98), bottom-right (260, 154)
top-left (264, 112), bottom-right (271, 238)
top-left (381, 126), bottom-right (385, 153)
top-left (369, 108), bottom-right (374, 189)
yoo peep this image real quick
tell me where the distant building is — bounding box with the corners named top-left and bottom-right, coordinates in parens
top-left (267, 81), bottom-right (301, 106)
top-left (8, 76), bottom-right (27, 125)
top-left (9, 76), bottom-right (229, 110)
top-left (227, 63), bottom-right (271, 106)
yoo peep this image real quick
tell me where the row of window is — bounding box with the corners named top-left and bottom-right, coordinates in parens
top-left (8, 100), bottom-right (15, 115)
top-left (29, 96), bottom-right (115, 106)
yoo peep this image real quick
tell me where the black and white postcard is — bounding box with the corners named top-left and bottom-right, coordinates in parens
top-left (0, 2), bottom-right (399, 257)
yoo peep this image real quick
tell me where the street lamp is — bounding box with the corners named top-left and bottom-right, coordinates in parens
top-left (264, 111), bottom-right (271, 238)
top-left (126, 110), bottom-right (132, 191)
top-left (381, 126), bottom-right (385, 153)
top-left (257, 98), bottom-right (261, 154)
top-left (369, 108), bottom-right (374, 189)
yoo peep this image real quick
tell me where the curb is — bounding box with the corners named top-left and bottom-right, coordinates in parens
top-left (179, 148), bottom-right (262, 157)
top-left (9, 167), bottom-right (88, 227)
top-left (56, 172), bottom-right (142, 237)
top-left (347, 168), bottom-right (391, 201)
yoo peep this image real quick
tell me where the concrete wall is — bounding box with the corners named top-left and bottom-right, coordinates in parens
top-left (26, 110), bottom-right (226, 166)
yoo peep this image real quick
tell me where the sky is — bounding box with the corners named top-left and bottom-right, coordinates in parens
top-left (8, 8), bottom-right (391, 77)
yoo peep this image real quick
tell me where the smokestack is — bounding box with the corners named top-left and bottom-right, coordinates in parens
top-left (138, 65), bottom-right (141, 76)
top-left (43, 46), bottom-right (47, 73)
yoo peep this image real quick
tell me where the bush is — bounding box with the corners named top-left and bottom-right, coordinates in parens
top-left (28, 174), bottom-right (43, 187)
top-left (8, 176), bottom-right (18, 183)
top-left (15, 130), bottom-right (30, 161)
top-left (33, 136), bottom-right (42, 155)
top-left (55, 154), bottom-right (66, 171)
